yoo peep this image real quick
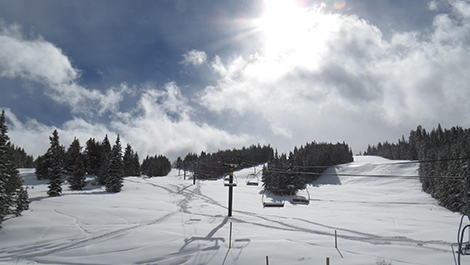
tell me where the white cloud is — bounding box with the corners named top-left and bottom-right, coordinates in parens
top-left (111, 82), bottom-right (251, 159)
top-left (3, 82), bottom-right (252, 160)
top-left (182, 49), bottom-right (207, 66)
top-left (0, 22), bottom-right (126, 117)
top-left (428, 1), bottom-right (438, 11)
top-left (198, 1), bottom-right (470, 152)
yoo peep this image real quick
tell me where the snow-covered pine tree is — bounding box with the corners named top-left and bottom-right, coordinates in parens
top-left (106, 135), bottom-right (123, 193)
top-left (46, 130), bottom-right (63, 197)
top-left (0, 110), bottom-right (29, 225)
top-left (0, 110), bottom-right (11, 225)
top-left (5, 142), bottom-right (29, 216)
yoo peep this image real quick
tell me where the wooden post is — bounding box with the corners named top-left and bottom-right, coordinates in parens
top-left (266, 256), bottom-right (269, 265)
top-left (229, 222), bottom-right (232, 249)
top-left (326, 257), bottom-right (330, 265)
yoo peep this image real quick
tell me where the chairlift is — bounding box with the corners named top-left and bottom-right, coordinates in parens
top-left (262, 190), bottom-right (285, 208)
top-left (291, 186), bottom-right (310, 205)
top-left (246, 174), bottom-right (260, 186)
top-left (246, 167), bottom-right (260, 186)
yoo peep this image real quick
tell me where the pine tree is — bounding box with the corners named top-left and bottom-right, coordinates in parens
top-left (176, 157), bottom-right (183, 175)
top-left (132, 152), bottom-right (141, 176)
top-left (67, 140), bottom-right (87, 191)
top-left (123, 143), bottom-right (140, 176)
top-left (96, 135), bottom-right (111, 185)
top-left (46, 130), bottom-right (63, 197)
top-left (0, 110), bottom-right (29, 226)
top-left (64, 138), bottom-right (82, 175)
top-left (84, 138), bottom-right (100, 175)
top-left (106, 135), bottom-right (123, 193)
top-left (14, 187), bottom-right (29, 216)
top-left (0, 110), bottom-right (11, 225)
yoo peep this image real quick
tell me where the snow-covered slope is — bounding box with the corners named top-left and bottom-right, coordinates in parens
top-left (0, 156), bottom-right (466, 265)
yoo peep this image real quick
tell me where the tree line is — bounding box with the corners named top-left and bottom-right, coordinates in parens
top-left (34, 130), bottom-right (171, 197)
top-left (262, 141), bottom-right (353, 196)
top-left (174, 144), bottom-right (274, 180)
top-left (364, 124), bottom-right (470, 213)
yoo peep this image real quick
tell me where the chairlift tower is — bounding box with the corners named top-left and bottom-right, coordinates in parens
top-left (222, 156), bottom-right (242, 217)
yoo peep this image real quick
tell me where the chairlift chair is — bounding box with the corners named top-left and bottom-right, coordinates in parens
top-left (246, 173), bottom-right (259, 186)
top-left (291, 186), bottom-right (310, 205)
top-left (262, 190), bottom-right (285, 208)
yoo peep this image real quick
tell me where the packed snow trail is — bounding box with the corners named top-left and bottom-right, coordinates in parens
top-left (0, 156), bottom-right (466, 265)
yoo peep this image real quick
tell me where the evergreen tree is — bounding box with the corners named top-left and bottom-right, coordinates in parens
top-left (0, 110), bottom-right (29, 226)
top-left (46, 130), bottom-right (63, 197)
top-left (141, 155), bottom-right (172, 177)
top-left (96, 135), bottom-right (112, 185)
top-left (84, 138), bottom-right (100, 175)
top-left (64, 138), bottom-right (82, 175)
top-left (14, 187), bottom-right (29, 216)
top-left (9, 145), bottom-right (34, 168)
top-left (263, 141), bottom-right (353, 195)
top-left (132, 152), bottom-right (141, 176)
top-left (0, 110), bottom-right (11, 225)
top-left (123, 143), bottom-right (140, 176)
top-left (67, 139), bottom-right (87, 191)
top-left (106, 135), bottom-right (123, 193)
top-left (175, 156), bottom-right (183, 175)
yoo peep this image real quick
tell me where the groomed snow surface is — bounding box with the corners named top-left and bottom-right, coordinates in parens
top-left (0, 156), bottom-right (467, 265)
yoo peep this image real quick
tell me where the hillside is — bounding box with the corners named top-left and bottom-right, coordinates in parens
top-left (0, 156), bottom-right (466, 265)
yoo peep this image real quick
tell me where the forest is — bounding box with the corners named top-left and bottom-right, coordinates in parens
top-left (174, 144), bottom-right (274, 180)
top-left (365, 124), bottom-right (470, 214)
top-left (262, 141), bottom-right (353, 196)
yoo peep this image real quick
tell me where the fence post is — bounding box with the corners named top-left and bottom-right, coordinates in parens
top-left (326, 257), bottom-right (330, 265)
top-left (266, 255), bottom-right (269, 265)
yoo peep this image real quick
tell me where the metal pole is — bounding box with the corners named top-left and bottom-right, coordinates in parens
top-left (335, 230), bottom-right (338, 248)
top-left (228, 167), bottom-right (234, 217)
top-left (466, 176), bottom-right (470, 220)
top-left (229, 222), bottom-right (232, 249)
top-left (193, 163), bottom-right (196, 185)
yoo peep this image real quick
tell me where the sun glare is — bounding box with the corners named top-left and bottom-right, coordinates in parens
top-left (256, 0), bottom-right (310, 55)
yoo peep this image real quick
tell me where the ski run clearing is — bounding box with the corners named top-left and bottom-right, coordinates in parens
top-left (0, 156), bottom-right (467, 265)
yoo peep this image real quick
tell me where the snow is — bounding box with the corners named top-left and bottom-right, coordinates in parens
top-left (0, 156), bottom-right (467, 265)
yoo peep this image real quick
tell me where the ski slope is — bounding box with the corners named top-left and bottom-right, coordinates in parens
top-left (0, 156), bottom-right (466, 265)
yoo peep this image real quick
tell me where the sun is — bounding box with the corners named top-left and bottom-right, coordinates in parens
top-left (256, 0), bottom-right (311, 55)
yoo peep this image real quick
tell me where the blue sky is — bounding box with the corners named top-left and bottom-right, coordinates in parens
top-left (1, 0), bottom-right (469, 160)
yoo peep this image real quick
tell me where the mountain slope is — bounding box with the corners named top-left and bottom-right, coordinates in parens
top-left (0, 156), bottom-right (465, 265)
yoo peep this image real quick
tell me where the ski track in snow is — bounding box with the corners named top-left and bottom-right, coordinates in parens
top-left (0, 157), bottom-right (465, 265)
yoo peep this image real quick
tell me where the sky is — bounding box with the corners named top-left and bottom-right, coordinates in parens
top-left (1, 0), bottom-right (470, 160)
